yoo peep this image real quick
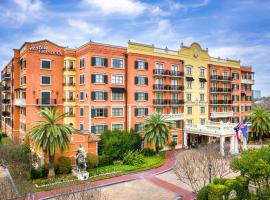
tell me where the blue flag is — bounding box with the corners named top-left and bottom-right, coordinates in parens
top-left (240, 123), bottom-right (248, 141)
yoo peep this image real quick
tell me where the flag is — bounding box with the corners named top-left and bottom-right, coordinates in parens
top-left (234, 125), bottom-right (241, 141)
top-left (240, 122), bottom-right (248, 141)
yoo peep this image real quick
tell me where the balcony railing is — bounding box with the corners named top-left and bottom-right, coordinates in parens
top-left (241, 79), bottom-right (255, 85)
top-left (1, 73), bottom-right (11, 80)
top-left (2, 99), bottom-right (10, 104)
top-left (63, 82), bottom-right (75, 86)
top-left (210, 111), bottom-right (233, 118)
top-left (210, 88), bottom-right (232, 93)
top-left (210, 75), bottom-right (232, 81)
top-left (153, 99), bottom-right (184, 105)
top-left (15, 99), bottom-right (26, 106)
top-left (210, 100), bottom-right (232, 105)
top-left (63, 98), bottom-right (76, 102)
top-left (36, 99), bottom-right (57, 106)
top-left (153, 84), bottom-right (184, 91)
top-left (153, 69), bottom-right (184, 77)
top-left (163, 113), bottom-right (184, 120)
top-left (63, 67), bottom-right (75, 71)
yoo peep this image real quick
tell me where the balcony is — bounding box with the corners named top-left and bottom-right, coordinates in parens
top-left (153, 69), bottom-right (184, 77)
top-left (210, 75), bottom-right (232, 81)
top-left (63, 98), bottom-right (76, 102)
top-left (241, 79), bottom-right (255, 85)
top-left (2, 86), bottom-right (10, 92)
top-left (2, 111), bottom-right (10, 118)
top-left (63, 67), bottom-right (75, 71)
top-left (63, 82), bottom-right (75, 86)
top-left (1, 73), bottom-right (11, 80)
top-left (210, 88), bottom-right (232, 93)
top-left (153, 84), bottom-right (184, 91)
top-left (210, 111), bottom-right (233, 118)
top-left (153, 99), bottom-right (184, 105)
top-left (163, 113), bottom-right (184, 120)
top-left (2, 99), bottom-right (10, 104)
top-left (210, 100), bottom-right (232, 105)
top-left (15, 99), bottom-right (26, 106)
top-left (36, 99), bottom-right (57, 106)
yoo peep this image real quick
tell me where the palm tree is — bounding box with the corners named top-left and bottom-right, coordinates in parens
top-left (143, 113), bottom-right (172, 153)
top-left (249, 106), bottom-right (270, 142)
top-left (28, 108), bottom-right (73, 177)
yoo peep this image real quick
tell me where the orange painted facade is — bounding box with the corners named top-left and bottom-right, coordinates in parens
top-left (1, 40), bottom-right (254, 158)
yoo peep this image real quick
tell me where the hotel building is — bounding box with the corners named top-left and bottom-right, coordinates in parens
top-left (1, 40), bottom-right (254, 156)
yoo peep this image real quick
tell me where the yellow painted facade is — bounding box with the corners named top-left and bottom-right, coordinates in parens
top-left (127, 41), bottom-right (242, 126)
top-left (63, 56), bottom-right (76, 126)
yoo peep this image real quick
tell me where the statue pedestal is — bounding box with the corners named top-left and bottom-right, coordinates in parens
top-left (72, 169), bottom-right (89, 180)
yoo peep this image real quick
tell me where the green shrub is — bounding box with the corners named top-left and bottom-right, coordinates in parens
top-left (98, 155), bottom-right (113, 166)
top-left (123, 150), bottom-right (145, 166)
top-left (207, 183), bottom-right (229, 200)
top-left (113, 160), bottom-right (123, 165)
top-left (142, 148), bottom-right (156, 156)
top-left (197, 186), bottom-right (208, 200)
top-left (98, 130), bottom-right (142, 162)
top-left (86, 153), bottom-right (99, 170)
top-left (57, 156), bottom-right (72, 174)
top-left (31, 165), bottom-right (48, 179)
top-left (213, 178), bottom-right (229, 185)
top-left (236, 175), bottom-right (249, 189)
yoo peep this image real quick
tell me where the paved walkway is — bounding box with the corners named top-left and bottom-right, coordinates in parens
top-left (33, 150), bottom-right (196, 200)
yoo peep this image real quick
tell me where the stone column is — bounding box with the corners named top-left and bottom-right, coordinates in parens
top-left (183, 130), bottom-right (187, 147)
top-left (234, 136), bottom-right (239, 154)
top-left (220, 136), bottom-right (225, 156)
top-left (230, 136), bottom-right (235, 154)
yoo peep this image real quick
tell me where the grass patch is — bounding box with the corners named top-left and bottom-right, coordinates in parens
top-left (33, 153), bottom-right (166, 191)
top-left (1, 137), bottom-right (10, 144)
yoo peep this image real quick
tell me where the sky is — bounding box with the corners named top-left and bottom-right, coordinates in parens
top-left (0, 0), bottom-right (269, 95)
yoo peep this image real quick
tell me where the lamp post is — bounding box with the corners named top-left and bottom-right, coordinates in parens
top-left (208, 163), bottom-right (212, 183)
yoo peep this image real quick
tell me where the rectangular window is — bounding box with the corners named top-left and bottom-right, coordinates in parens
top-left (186, 66), bottom-right (192, 75)
top-left (69, 60), bottom-right (74, 69)
top-left (112, 108), bottom-right (124, 117)
top-left (112, 74), bottom-right (124, 84)
top-left (112, 58), bottom-right (123, 69)
top-left (80, 58), bottom-right (85, 69)
top-left (172, 92), bottom-right (178, 100)
top-left (155, 63), bottom-right (164, 70)
top-left (95, 124), bottom-right (107, 134)
top-left (135, 92), bottom-right (148, 101)
top-left (200, 107), bottom-right (205, 114)
top-left (212, 70), bottom-right (217, 75)
top-left (187, 107), bottom-right (192, 115)
top-left (199, 68), bottom-right (205, 77)
top-left (92, 91), bottom-right (107, 101)
top-left (135, 108), bottom-right (148, 116)
top-left (172, 107), bottom-right (178, 114)
top-left (112, 123), bottom-right (124, 131)
top-left (171, 64), bottom-right (178, 71)
top-left (135, 76), bottom-right (148, 85)
top-left (80, 107), bottom-right (84, 117)
top-left (41, 91), bottom-right (51, 104)
top-left (80, 123), bottom-right (84, 131)
top-left (20, 76), bottom-right (26, 85)
top-left (135, 123), bottom-right (144, 132)
top-left (232, 72), bottom-right (239, 79)
top-left (155, 107), bottom-right (163, 114)
top-left (200, 81), bottom-right (205, 88)
top-left (186, 93), bottom-right (192, 101)
top-left (41, 60), bottom-right (51, 69)
top-left (95, 108), bottom-right (107, 117)
top-left (200, 94), bottom-right (205, 102)
top-left (172, 135), bottom-right (178, 144)
top-left (171, 79), bottom-right (178, 86)
top-left (92, 56), bottom-right (108, 67)
top-left (41, 75), bottom-right (51, 85)
top-left (79, 74), bottom-right (85, 84)
top-left (212, 106), bottom-right (218, 112)
top-left (95, 74), bottom-right (105, 83)
top-left (112, 92), bottom-right (124, 101)
top-left (186, 80), bottom-right (192, 88)
top-left (135, 60), bottom-right (148, 70)
top-left (80, 91), bottom-right (84, 101)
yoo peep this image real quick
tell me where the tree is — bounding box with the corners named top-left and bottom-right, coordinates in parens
top-left (174, 144), bottom-right (233, 193)
top-left (143, 113), bottom-right (172, 152)
top-left (249, 105), bottom-right (270, 141)
top-left (28, 108), bottom-right (73, 178)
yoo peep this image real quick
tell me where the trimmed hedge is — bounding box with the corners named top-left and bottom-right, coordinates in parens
top-left (57, 156), bottom-right (72, 174)
top-left (207, 183), bottom-right (229, 200)
top-left (86, 153), bottom-right (99, 170)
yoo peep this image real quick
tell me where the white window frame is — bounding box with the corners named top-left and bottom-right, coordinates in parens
top-left (40, 75), bottom-right (51, 85)
top-left (79, 57), bottom-right (85, 69)
top-left (40, 90), bottom-right (51, 104)
top-left (79, 91), bottom-right (85, 101)
top-left (111, 58), bottom-right (124, 69)
top-left (111, 92), bottom-right (124, 101)
top-left (80, 107), bottom-right (84, 117)
top-left (111, 74), bottom-right (124, 85)
top-left (137, 60), bottom-right (147, 70)
top-left (79, 74), bottom-right (85, 85)
top-left (111, 107), bottom-right (124, 117)
top-left (111, 123), bottom-right (125, 131)
top-left (40, 59), bottom-right (52, 70)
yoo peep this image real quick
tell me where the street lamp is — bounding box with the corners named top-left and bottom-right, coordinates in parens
top-left (208, 163), bottom-right (213, 183)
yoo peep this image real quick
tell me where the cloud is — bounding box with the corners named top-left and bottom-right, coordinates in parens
top-left (12, 0), bottom-right (43, 12)
top-left (82, 0), bottom-right (147, 16)
top-left (171, 0), bottom-right (210, 10)
top-left (68, 19), bottom-right (103, 36)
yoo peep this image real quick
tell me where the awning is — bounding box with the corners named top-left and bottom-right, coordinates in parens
top-left (199, 78), bottom-right (207, 82)
top-left (186, 77), bottom-right (194, 81)
top-left (111, 87), bottom-right (126, 92)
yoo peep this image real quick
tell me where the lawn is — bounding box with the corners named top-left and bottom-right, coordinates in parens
top-left (33, 152), bottom-right (166, 191)
top-left (1, 137), bottom-right (10, 144)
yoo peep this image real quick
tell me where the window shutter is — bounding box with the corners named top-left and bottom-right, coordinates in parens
top-left (92, 91), bottom-right (96, 100)
top-left (135, 77), bottom-right (138, 85)
top-left (135, 61), bottom-right (138, 69)
top-left (145, 93), bottom-right (148, 101)
top-left (145, 108), bottom-right (148, 116)
top-left (91, 126), bottom-right (96, 134)
top-left (145, 78), bottom-right (148, 85)
top-left (104, 75), bottom-right (108, 84)
top-left (135, 93), bottom-right (138, 100)
top-left (104, 58), bottom-right (108, 67)
top-left (135, 108), bottom-right (138, 116)
top-left (145, 62), bottom-right (148, 70)
top-left (91, 109), bottom-right (96, 118)
top-left (91, 57), bottom-right (96, 66)
top-left (91, 74), bottom-right (96, 83)
top-left (104, 109), bottom-right (108, 117)
top-left (104, 92), bottom-right (108, 100)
